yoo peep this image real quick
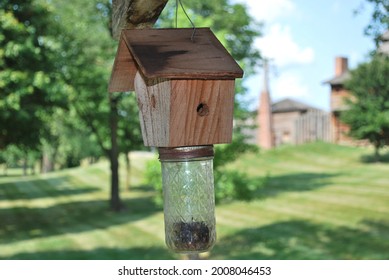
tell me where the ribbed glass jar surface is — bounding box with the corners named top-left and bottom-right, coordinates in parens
top-left (159, 146), bottom-right (216, 253)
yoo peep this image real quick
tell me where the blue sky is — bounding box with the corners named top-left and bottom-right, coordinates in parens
top-left (234, 0), bottom-right (376, 111)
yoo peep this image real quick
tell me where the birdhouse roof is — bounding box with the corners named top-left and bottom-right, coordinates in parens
top-left (108, 28), bottom-right (243, 92)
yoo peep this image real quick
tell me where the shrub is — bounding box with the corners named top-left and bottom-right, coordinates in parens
top-left (144, 158), bottom-right (267, 206)
top-left (144, 159), bottom-right (163, 207)
top-left (214, 169), bottom-right (267, 203)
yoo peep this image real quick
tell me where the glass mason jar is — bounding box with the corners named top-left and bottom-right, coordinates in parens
top-left (158, 145), bottom-right (216, 253)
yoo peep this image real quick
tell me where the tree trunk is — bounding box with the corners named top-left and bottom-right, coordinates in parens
top-left (125, 151), bottom-right (131, 189)
top-left (52, 146), bottom-right (58, 171)
top-left (109, 94), bottom-right (122, 211)
top-left (42, 149), bottom-right (55, 173)
top-left (23, 156), bottom-right (28, 176)
top-left (374, 143), bottom-right (380, 162)
top-left (109, 0), bottom-right (168, 209)
top-left (30, 163), bottom-right (36, 175)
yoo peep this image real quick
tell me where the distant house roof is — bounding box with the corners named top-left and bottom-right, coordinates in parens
top-left (378, 30), bottom-right (389, 55)
top-left (324, 71), bottom-right (351, 86)
top-left (271, 98), bottom-right (321, 113)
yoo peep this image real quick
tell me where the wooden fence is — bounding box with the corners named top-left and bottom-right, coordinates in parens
top-left (294, 111), bottom-right (331, 144)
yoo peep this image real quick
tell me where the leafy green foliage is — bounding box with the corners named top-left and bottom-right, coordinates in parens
top-left (144, 159), bottom-right (163, 206)
top-left (0, 0), bottom-right (69, 150)
top-left (342, 55), bottom-right (389, 158)
top-left (47, 0), bottom-right (116, 155)
top-left (214, 170), bottom-right (267, 203)
top-left (117, 93), bottom-right (144, 155)
top-left (359, 0), bottom-right (389, 45)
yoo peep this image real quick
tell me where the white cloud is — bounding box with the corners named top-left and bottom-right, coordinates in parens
top-left (256, 24), bottom-right (315, 67)
top-left (236, 0), bottom-right (318, 109)
top-left (272, 72), bottom-right (310, 100)
top-left (235, 0), bottom-right (296, 22)
top-left (234, 0), bottom-right (314, 68)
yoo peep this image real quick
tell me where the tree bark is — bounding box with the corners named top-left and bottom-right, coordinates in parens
top-left (125, 151), bottom-right (131, 189)
top-left (374, 142), bottom-right (380, 162)
top-left (23, 155), bottom-right (28, 176)
top-left (112, 0), bottom-right (168, 39)
top-left (42, 151), bottom-right (51, 173)
top-left (109, 94), bottom-right (122, 211)
top-left (41, 146), bottom-right (57, 173)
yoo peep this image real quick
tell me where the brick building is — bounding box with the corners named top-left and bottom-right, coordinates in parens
top-left (324, 56), bottom-right (352, 144)
top-left (257, 61), bottom-right (274, 149)
top-left (324, 32), bottom-right (388, 144)
top-left (255, 60), bottom-right (330, 149)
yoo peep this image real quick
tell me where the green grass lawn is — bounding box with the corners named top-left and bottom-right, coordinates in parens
top-left (0, 143), bottom-right (388, 259)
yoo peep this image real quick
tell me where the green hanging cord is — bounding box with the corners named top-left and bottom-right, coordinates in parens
top-left (175, 0), bottom-right (196, 41)
top-left (175, 0), bottom-right (178, 28)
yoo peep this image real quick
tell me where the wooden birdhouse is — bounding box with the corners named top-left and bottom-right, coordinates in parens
top-left (108, 28), bottom-right (243, 147)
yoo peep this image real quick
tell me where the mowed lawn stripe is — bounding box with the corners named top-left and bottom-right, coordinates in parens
top-left (293, 192), bottom-right (389, 213)
top-left (1, 143), bottom-right (388, 259)
top-left (274, 192), bottom-right (387, 224)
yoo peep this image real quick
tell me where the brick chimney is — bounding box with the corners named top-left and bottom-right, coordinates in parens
top-left (335, 57), bottom-right (348, 76)
top-left (257, 60), bottom-right (274, 149)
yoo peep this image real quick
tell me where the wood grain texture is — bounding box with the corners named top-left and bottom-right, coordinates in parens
top-left (135, 73), bottom-right (235, 147)
top-left (169, 79), bottom-right (234, 146)
top-left (108, 37), bottom-right (138, 92)
top-left (122, 28), bottom-right (244, 79)
top-left (134, 72), bottom-right (171, 146)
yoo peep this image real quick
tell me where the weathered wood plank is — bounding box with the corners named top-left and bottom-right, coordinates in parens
top-left (122, 28), bottom-right (244, 79)
top-left (134, 72), bottom-right (171, 146)
top-left (108, 36), bottom-right (138, 92)
top-left (169, 79), bottom-right (235, 146)
top-left (134, 73), bottom-right (235, 147)
top-left (294, 111), bottom-right (331, 144)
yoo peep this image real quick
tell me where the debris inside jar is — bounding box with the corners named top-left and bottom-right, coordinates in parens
top-left (171, 221), bottom-right (211, 251)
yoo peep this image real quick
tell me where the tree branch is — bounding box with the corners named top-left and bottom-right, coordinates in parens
top-left (112, 0), bottom-right (169, 39)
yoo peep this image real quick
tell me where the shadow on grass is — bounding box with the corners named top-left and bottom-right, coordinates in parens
top-left (252, 172), bottom-right (339, 199)
top-left (0, 196), bottom-right (161, 244)
top-left (130, 184), bottom-right (156, 193)
top-left (5, 246), bottom-right (174, 260)
top-left (0, 174), bottom-right (23, 178)
top-left (360, 152), bottom-right (389, 163)
top-left (211, 219), bottom-right (389, 259)
top-left (0, 176), bottom-right (100, 200)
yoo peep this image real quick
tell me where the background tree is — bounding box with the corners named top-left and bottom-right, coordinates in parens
top-left (50, 0), bottom-right (146, 211)
top-left (117, 93), bottom-right (144, 189)
top-left (359, 0), bottom-right (389, 45)
top-left (0, 0), bottom-right (69, 153)
top-left (342, 55), bottom-right (389, 160)
top-left (49, 0), bottom-right (118, 210)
